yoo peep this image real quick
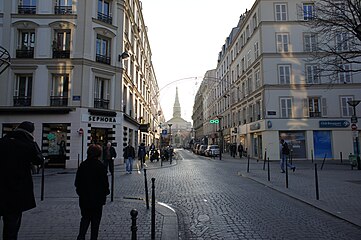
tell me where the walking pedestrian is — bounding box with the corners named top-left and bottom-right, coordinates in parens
top-left (280, 139), bottom-right (296, 173)
top-left (238, 143), bottom-right (244, 158)
top-left (75, 144), bottom-right (110, 240)
top-left (103, 142), bottom-right (117, 175)
top-left (168, 145), bottom-right (174, 164)
top-left (123, 142), bottom-right (135, 174)
top-left (138, 142), bottom-right (147, 168)
top-left (0, 121), bottom-right (44, 240)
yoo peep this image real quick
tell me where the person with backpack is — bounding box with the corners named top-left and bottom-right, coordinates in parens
top-left (280, 139), bottom-right (296, 173)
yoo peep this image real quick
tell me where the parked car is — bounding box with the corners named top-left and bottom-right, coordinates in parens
top-left (205, 145), bottom-right (220, 157)
top-left (198, 145), bottom-right (207, 156)
top-left (193, 143), bottom-right (200, 154)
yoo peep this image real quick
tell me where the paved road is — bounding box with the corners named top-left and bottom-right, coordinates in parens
top-left (1, 149), bottom-right (361, 239)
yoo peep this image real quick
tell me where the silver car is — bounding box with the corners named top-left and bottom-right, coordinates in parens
top-left (205, 145), bottom-right (220, 157)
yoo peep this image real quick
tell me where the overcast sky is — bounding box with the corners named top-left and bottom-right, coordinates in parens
top-left (141, 0), bottom-right (255, 123)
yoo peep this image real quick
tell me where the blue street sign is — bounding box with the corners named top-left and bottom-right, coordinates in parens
top-left (162, 129), bottom-right (168, 135)
top-left (319, 120), bottom-right (350, 128)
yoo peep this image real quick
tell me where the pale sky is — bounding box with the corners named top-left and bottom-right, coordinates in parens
top-left (141, 0), bottom-right (255, 123)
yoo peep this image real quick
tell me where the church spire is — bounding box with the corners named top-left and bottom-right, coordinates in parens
top-left (173, 87), bottom-right (181, 118)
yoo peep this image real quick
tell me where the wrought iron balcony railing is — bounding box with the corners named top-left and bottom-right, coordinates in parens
top-left (53, 50), bottom-right (70, 59)
top-left (54, 6), bottom-right (72, 15)
top-left (94, 98), bottom-right (110, 109)
top-left (18, 5), bottom-right (36, 14)
top-left (16, 48), bottom-right (34, 58)
top-left (96, 54), bottom-right (111, 65)
top-left (13, 96), bottom-right (31, 106)
top-left (309, 111), bottom-right (322, 118)
top-left (50, 96), bottom-right (68, 106)
top-left (97, 12), bottom-right (112, 24)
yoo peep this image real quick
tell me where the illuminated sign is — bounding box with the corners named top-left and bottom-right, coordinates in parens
top-left (209, 119), bottom-right (219, 124)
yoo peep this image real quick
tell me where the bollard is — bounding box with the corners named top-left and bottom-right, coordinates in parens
top-left (111, 169), bottom-right (114, 202)
top-left (130, 209), bottom-right (138, 240)
top-left (315, 164), bottom-right (319, 200)
top-left (321, 153), bottom-right (327, 170)
top-left (247, 155), bottom-right (250, 173)
top-left (151, 178), bottom-right (156, 240)
top-left (77, 154), bottom-right (80, 168)
top-left (311, 149), bottom-right (314, 163)
top-left (285, 156), bottom-right (289, 189)
top-left (144, 168), bottom-right (149, 210)
top-left (41, 157), bottom-right (45, 201)
top-left (263, 149), bottom-right (267, 170)
top-left (267, 157), bottom-right (270, 181)
top-left (340, 152), bottom-right (343, 163)
top-left (160, 149), bottom-right (163, 167)
top-left (290, 150), bottom-right (293, 165)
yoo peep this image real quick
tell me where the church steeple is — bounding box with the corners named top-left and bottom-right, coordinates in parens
top-left (173, 87), bottom-right (181, 118)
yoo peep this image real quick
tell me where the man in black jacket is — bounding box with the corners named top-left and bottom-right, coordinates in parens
top-left (0, 121), bottom-right (43, 240)
top-left (75, 144), bottom-right (110, 240)
top-left (103, 142), bottom-right (117, 175)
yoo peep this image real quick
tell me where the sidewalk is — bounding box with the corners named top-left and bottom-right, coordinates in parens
top-left (6, 158), bottom-right (179, 240)
top-left (220, 154), bottom-right (361, 227)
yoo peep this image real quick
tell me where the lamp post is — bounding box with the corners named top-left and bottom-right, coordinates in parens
top-left (347, 100), bottom-right (361, 170)
top-left (168, 124), bottom-right (173, 146)
top-left (216, 116), bottom-right (223, 160)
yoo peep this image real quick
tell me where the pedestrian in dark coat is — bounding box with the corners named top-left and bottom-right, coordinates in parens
top-left (238, 144), bottom-right (244, 158)
top-left (138, 142), bottom-right (147, 168)
top-left (103, 142), bottom-right (117, 175)
top-left (0, 121), bottom-right (43, 240)
top-left (123, 142), bottom-right (135, 174)
top-left (75, 144), bottom-right (110, 240)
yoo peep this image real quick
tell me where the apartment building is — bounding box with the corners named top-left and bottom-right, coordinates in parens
top-left (195, 0), bottom-right (361, 160)
top-left (0, 0), bottom-right (163, 168)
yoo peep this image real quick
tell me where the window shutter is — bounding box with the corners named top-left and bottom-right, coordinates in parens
top-left (322, 98), bottom-right (327, 116)
top-left (303, 99), bottom-right (308, 117)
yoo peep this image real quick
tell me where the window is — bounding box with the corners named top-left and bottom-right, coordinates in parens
top-left (53, 30), bottom-right (71, 58)
top-left (305, 65), bottom-right (319, 84)
top-left (278, 65), bottom-right (291, 84)
top-left (55, 0), bottom-right (73, 14)
top-left (51, 74), bottom-right (69, 106)
top-left (338, 64), bottom-right (352, 83)
top-left (275, 4), bottom-right (287, 21)
top-left (254, 69), bottom-right (261, 88)
top-left (17, 30), bottom-right (35, 58)
top-left (98, 0), bottom-right (112, 24)
top-left (247, 75), bottom-right (253, 94)
top-left (94, 77), bottom-right (110, 109)
top-left (303, 3), bottom-right (314, 20)
top-left (252, 13), bottom-right (258, 29)
top-left (341, 96), bottom-right (354, 117)
top-left (308, 97), bottom-right (321, 117)
top-left (254, 42), bottom-right (259, 59)
top-left (280, 98), bottom-right (292, 118)
top-left (96, 35), bottom-right (111, 64)
top-left (304, 33), bottom-right (317, 52)
top-left (247, 50), bottom-right (252, 68)
top-left (336, 32), bottom-right (349, 52)
top-left (276, 33), bottom-right (289, 52)
top-left (14, 74), bottom-right (32, 106)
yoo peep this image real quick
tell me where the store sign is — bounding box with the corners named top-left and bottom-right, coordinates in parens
top-left (209, 119), bottom-right (219, 124)
top-left (139, 124), bottom-right (150, 132)
top-left (319, 120), bottom-right (350, 128)
top-left (82, 114), bottom-right (121, 124)
top-left (250, 123), bottom-right (261, 131)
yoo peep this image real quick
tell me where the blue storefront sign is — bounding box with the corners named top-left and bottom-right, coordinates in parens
top-left (313, 131), bottom-right (333, 159)
top-left (319, 120), bottom-right (350, 128)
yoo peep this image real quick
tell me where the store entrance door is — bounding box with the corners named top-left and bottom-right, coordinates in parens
top-left (91, 128), bottom-right (109, 147)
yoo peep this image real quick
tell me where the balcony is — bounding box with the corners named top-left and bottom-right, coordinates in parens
top-left (13, 96), bottom-right (31, 106)
top-left (96, 54), bottom-right (111, 65)
top-left (18, 5), bottom-right (36, 14)
top-left (54, 6), bottom-right (73, 15)
top-left (309, 111), bottom-right (322, 118)
top-left (16, 48), bottom-right (34, 58)
top-left (97, 12), bottom-right (112, 24)
top-left (53, 50), bottom-right (70, 59)
top-left (50, 96), bottom-right (68, 106)
top-left (94, 98), bottom-right (109, 109)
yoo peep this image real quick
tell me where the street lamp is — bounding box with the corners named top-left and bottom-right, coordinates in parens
top-left (168, 124), bottom-right (173, 146)
top-left (216, 115), bottom-right (223, 160)
top-left (347, 100), bottom-right (360, 170)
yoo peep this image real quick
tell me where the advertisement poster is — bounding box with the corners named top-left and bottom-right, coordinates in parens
top-left (313, 130), bottom-right (333, 159)
top-left (279, 131), bottom-right (306, 158)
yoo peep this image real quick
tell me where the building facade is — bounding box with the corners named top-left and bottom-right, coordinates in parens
top-left (0, 0), bottom-right (163, 168)
top-left (194, 0), bottom-right (361, 161)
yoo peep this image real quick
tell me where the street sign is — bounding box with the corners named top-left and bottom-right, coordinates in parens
top-left (319, 120), bottom-right (350, 128)
top-left (351, 123), bottom-right (357, 131)
top-left (209, 119), bottom-right (219, 124)
top-left (162, 129), bottom-right (168, 135)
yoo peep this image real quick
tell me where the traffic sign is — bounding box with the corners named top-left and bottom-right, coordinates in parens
top-left (162, 129), bottom-right (168, 135)
top-left (351, 116), bottom-right (358, 123)
top-left (351, 123), bottom-right (357, 131)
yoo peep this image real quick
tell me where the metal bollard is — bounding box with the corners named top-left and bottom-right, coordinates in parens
top-left (151, 178), bottom-right (156, 240)
top-left (130, 209), bottom-right (138, 240)
top-left (144, 168), bottom-right (149, 210)
top-left (321, 153), bottom-right (327, 170)
top-left (247, 155), bottom-right (250, 173)
top-left (267, 157), bottom-right (270, 181)
top-left (111, 169), bottom-right (114, 202)
top-left (41, 157), bottom-right (45, 201)
top-left (77, 154), bottom-right (80, 168)
top-left (311, 149), bottom-right (314, 163)
top-left (340, 151), bottom-right (343, 163)
top-left (263, 149), bottom-right (267, 170)
top-left (285, 157), bottom-right (289, 189)
top-left (315, 164), bottom-right (319, 200)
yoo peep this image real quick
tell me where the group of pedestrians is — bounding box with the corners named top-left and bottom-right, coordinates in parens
top-left (229, 143), bottom-right (244, 158)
